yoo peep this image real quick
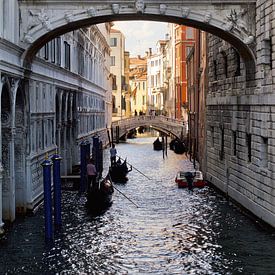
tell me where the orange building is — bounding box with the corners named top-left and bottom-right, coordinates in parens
top-left (173, 25), bottom-right (198, 120)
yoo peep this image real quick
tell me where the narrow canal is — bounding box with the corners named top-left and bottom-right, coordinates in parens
top-left (1, 135), bottom-right (275, 274)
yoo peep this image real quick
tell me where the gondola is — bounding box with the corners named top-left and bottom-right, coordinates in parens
top-left (173, 140), bottom-right (186, 154)
top-left (153, 137), bottom-right (163, 151)
top-left (109, 158), bottom-right (132, 183)
top-left (86, 175), bottom-right (114, 215)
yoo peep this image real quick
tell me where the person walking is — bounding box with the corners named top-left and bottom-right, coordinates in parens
top-left (87, 158), bottom-right (97, 191)
top-left (110, 143), bottom-right (117, 165)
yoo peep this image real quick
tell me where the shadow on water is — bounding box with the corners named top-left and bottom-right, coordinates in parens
top-left (0, 135), bottom-right (275, 274)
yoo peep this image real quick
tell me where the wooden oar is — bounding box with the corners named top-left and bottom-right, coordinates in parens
top-left (108, 174), bottom-right (139, 208)
top-left (117, 155), bottom-right (151, 180)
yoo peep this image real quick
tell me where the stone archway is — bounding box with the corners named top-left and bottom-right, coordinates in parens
top-left (1, 79), bottom-right (13, 222)
top-left (19, 1), bottom-right (256, 80)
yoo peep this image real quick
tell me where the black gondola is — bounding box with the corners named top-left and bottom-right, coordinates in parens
top-left (169, 138), bottom-right (176, 150)
top-left (153, 137), bottom-right (163, 151)
top-left (86, 175), bottom-right (114, 215)
top-left (173, 140), bottom-right (186, 154)
top-left (109, 158), bottom-right (132, 183)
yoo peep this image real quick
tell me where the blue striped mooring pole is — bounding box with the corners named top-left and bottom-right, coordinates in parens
top-left (41, 155), bottom-right (53, 240)
top-left (51, 152), bottom-right (62, 229)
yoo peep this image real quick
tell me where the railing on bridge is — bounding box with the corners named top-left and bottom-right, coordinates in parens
top-left (111, 115), bottom-right (187, 139)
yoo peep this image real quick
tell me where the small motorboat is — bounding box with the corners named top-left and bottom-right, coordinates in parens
top-left (175, 170), bottom-right (206, 188)
top-left (109, 158), bottom-right (132, 183)
top-left (86, 176), bottom-right (114, 215)
top-left (153, 137), bottom-right (163, 151)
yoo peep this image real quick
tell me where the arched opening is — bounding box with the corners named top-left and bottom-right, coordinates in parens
top-left (21, 11), bottom-right (256, 83)
top-left (1, 81), bottom-right (13, 221)
top-left (14, 86), bottom-right (27, 215)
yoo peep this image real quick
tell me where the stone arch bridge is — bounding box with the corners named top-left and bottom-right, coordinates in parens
top-left (19, 0), bottom-right (256, 79)
top-left (111, 115), bottom-right (186, 140)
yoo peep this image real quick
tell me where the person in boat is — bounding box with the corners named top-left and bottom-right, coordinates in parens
top-left (110, 143), bottom-right (117, 165)
top-left (87, 158), bottom-right (97, 191)
top-left (185, 171), bottom-right (194, 194)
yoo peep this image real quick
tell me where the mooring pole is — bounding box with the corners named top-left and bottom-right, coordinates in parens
top-left (107, 128), bottom-right (111, 147)
top-left (41, 155), bottom-right (53, 240)
top-left (80, 141), bottom-right (87, 193)
top-left (51, 152), bottom-right (62, 229)
top-left (162, 135), bottom-right (165, 159)
top-left (92, 136), bottom-right (100, 173)
top-left (165, 135), bottom-right (168, 156)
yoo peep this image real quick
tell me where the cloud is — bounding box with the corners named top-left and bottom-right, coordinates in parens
top-left (113, 21), bottom-right (168, 57)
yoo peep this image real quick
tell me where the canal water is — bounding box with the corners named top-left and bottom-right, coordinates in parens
top-left (0, 135), bottom-right (275, 274)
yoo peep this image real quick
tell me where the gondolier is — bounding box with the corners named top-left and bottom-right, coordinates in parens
top-left (110, 144), bottom-right (117, 165)
top-left (87, 158), bottom-right (97, 191)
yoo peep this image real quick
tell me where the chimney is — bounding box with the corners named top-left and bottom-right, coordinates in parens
top-left (149, 48), bottom-right (152, 56)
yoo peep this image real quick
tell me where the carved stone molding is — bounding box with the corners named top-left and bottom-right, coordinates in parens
top-left (204, 12), bottom-right (212, 23)
top-left (181, 7), bottom-right (190, 18)
top-left (28, 9), bottom-right (52, 31)
top-left (225, 9), bottom-right (250, 35)
top-left (135, 0), bottom-right (145, 14)
top-left (159, 4), bottom-right (167, 15)
top-left (64, 12), bottom-right (74, 23)
top-left (87, 7), bottom-right (97, 17)
top-left (111, 4), bottom-right (120, 14)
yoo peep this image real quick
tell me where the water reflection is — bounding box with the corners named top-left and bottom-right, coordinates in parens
top-left (1, 135), bottom-right (275, 274)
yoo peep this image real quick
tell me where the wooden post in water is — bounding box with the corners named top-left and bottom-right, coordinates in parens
top-left (107, 128), bottom-right (111, 147)
top-left (111, 126), bottom-right (114, 145)
top-left (162, 135), bottom-right (165, 159)
top-left (165, 135), bottom-right (168, 156)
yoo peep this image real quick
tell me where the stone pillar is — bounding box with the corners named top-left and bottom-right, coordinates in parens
top-left (0, 0), bottom-right (3, 37)
top-left (9, 127), bottom-right (16, 222)
top-left (0, 76), bottom-right (4, 232)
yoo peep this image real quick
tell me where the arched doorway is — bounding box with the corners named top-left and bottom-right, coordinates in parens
top-left (1, 80), bottom-right (13, 222)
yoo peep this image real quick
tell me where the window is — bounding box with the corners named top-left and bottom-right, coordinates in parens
top-left (56, 37), bottom-right (61, 66)
top-left (234, 49), bottom-right (241, 76)
top-left (221, 52), bottom-right (228, 78)
top-left (261, 137), bottom-right (268, 168)
top-left (219, 127), bottom-right (224, 160)
top-left (142, 95), bottom-right (146, 105)
top-left (211, 126), bottom-right (214, 148)
top-left (246, 133), bottom-right (252, 162)
top-left (186, 46), bottom-right (193, 58)
top-left (143, 81), bottom-right (145, 90)
top-left (151, 61), bottom-right (154, 67)
top-left (64, 41), bottom-right (71, 70)
top-left (213, 60), bottom-right (217, 80)
top-left (233, 131), bottom-right (237, 156)
top-left (44, 43), bottom-right (49, 60)
top-left (111, 56), bottom-right (115, 66)
top-left (186, 27), bottom-right (194, 39)
top-left (151, 75), bottom-right (154, 86)
top-left (50, 40), bottom-right (55, 63)
top-left (110, 37), bottom-right (117, 47)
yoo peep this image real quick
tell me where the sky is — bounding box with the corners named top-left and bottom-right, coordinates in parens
top-left (113, 21), bottom-right (169, 57)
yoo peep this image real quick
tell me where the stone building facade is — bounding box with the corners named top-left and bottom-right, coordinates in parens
top-left (0, 1), bottom-right (111, 226)
top-left (205, 1), bottom-right (275, 227)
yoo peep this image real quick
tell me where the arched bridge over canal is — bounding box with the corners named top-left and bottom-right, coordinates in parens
top-left (111, 115), bottom-right (187, 140)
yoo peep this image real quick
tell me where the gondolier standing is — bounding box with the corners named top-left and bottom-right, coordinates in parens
top-left (185, 172), bottom-right (194, 194)
top-left (87, 158), bottom-right (97, 191)
top-left (110, 144), bottom-right (117, 165)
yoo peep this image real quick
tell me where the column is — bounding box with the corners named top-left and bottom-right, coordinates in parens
top-left (0, 77), bottom-right (4, 232)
